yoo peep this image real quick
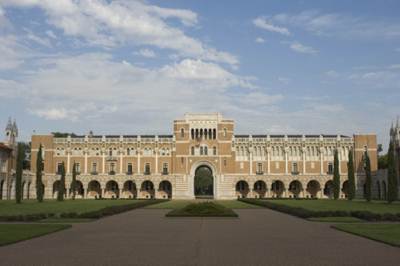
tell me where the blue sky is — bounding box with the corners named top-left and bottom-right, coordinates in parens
top-left (0, 0), bottom-right (399, 149)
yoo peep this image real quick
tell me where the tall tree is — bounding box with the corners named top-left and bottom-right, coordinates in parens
top-left (333, 149), bottom-right (341, 199)
top-left (364, 151), bottom-right (372, 201)
top-left (71, 161), bottom-right (77, 200)
top-left (387, 140), bottom-right (399, 203)
top-left (347, 149), bottom-right (356, 200)
top-left (36, 144), bottom-right (44, 202)
top-left (57, 162), bottom-right (66, 201)
top-left (15, 142), bottom-right (25, 203)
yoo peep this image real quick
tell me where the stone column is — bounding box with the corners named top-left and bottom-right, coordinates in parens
top-left (84, 152), bottom-right (88, 174)
top-left (67, 151), bottom-right (71, 174)
top-left (119, 151), bottom-right (123, 174)
top-left (267, 149), bottom-right (271, 175)
top-left (320, 148), bottom-right (324, 175)
top-left (285, 151), bottom-right (288, 175)
top-left (302, 149), bottom-right (306, 175)
top-left (102, 153), bottom-right (106, 174)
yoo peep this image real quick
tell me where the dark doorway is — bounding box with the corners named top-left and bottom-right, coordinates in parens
top-left (194, 165), bottom-right (213, 198)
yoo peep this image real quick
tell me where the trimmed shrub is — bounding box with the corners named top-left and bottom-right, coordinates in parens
top-left (239, 199), bottom-right (400, 222)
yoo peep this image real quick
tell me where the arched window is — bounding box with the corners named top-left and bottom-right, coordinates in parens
top-left (213, 146), bottom-right (217, 156)
top-left (180, 128), bottom-right (184, 138)
top-left (204, 146), bottom-right (208, 155)
top-left (208, 129), bottom-right (212, 138)
top-left (204, 128), bottom-right (208, 139)
top-left (213, 129), bottom-right (216, 139)
top-left (200, 146), bottom-right (204, 155)
top-left (191, 129), bottom-right (194, 139)
top-left (195, 129), bottom-right (199, 139)
top-left (200, 128), bottom-right (203, 138)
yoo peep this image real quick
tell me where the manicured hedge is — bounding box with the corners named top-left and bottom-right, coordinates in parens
top-left (0, 200), bottom-right (167, 222)
top-left (239, 199), bottom-right (400, 221)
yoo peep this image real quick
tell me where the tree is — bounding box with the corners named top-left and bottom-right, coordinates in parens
top-left (15, 142), bottom-right (25, 204)
top-left (71, 161), bottom-right (77, 200)
top-left (57, 162), bottom-right (66, 201)
top-left (333, 149), bottom-right (340, 199)
top-left (36, 144), bottom-right (44, 202)
top-left (378, 153), bottom-right (388, 169)
top-left (347, 149), bottom-right (356, 200)
top-left (364, 151), bottom-right (372, 201)
top-left (387, 141), bottom-right (398, 203)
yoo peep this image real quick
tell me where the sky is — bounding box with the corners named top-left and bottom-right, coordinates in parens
top-left (0, 0), bottom-right (399, 150)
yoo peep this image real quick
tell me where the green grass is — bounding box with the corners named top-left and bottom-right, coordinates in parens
top-left (266, 199), bottom-right (400, 214)
top-left (0, 224), bottom-right (71, 246)
top-left (308, 216), bottom-right (363, 223)
top-left (0, 199), bottom-right (143, 216)
top-left (166, 202), bottom-right (238, 217)
top-left (145, 200), bottom-right (194, 209)
top-left (333, 224), bottom-right (400, 247)
top-left (216, 200), bottom-right (262, 209)
top-left (39, 218), bottom-right (94, 223)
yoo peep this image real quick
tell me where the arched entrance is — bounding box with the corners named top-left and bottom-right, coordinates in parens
top-left (323, 180), bottom-right (334, 199)
top-left (194, 165), bottom-right (213, 199)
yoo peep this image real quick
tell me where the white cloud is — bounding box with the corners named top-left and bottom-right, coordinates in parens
top-left (290, 42), bottom-right (318, 54)
top-left (271, 10), bottom-right (400, 40)
top-left (8, 53), bottom-right (276, 124)
top-left (255, 37), bottom-right (265, 43)
top-left (135, 48), bottom-right (156, 58)
top-left (253, 16), bottom-right (290, 36)
top-left (1, 0), bottom-right (238, 66)
top-left (0, 35), bottom-right (26, 70)
top-left (25, 30), bottom-right (52, 47)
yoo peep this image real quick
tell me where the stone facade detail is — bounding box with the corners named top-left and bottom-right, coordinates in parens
top-left (28, 113), bottom-right (378, 200)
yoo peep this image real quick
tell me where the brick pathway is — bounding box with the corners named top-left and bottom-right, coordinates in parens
top-left (0, 208), bottom-right (399, 266)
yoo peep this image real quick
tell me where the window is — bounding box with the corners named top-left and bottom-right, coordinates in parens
top-left (127, 148), bottom-right (130, 156)
top-left (144, 163), bottom-right (150, 175)
top-left (109, 163), bottom-right (115, 174)
top-left (328, 162), bottom-right (333, 174)
top-left (127, 163), bottom-right (133, 174)
top-left (92, 163), bottom-right (97, 173)
top-left (204, 146), bottom-right (208, 155)
top-left (75, 163), bottom-right (81, 173)
top-left (292, 162), bottom-right (298, 174)
top-left (191, 146), bottom-right (195, 155)
top-left (200, 146), bottom-right (204, 155)
top-left (223, 128), bottom-right (227, 137)
top-left (162, 163), bottom-right (168, 174)
top-left (213, 129), bottom-right (216, 139)
top-left (180, 128), bottom-right (185, 138)
top-left (213, 146), bottom-right (217, 156)
top-left (224, 159), bottom-right (227, 166)
top-left (57, 163), bottom-right (63, 174)
top-left (109, 148), bottom-right (112, 156)
top-left (256, 163), bottom-right (263, 174)
top-left (191, 129), bottom-right (194, 139)
top-left (181, 157), bottom-right (184, 164)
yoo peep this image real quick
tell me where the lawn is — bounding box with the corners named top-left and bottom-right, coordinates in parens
top-left (147, 200), bottom-right (260, 209)
top-left (166, 202), bottom-right (238, 217)
top-left (0, 199), bottom-right (144, 216)
top-left (0, 224), bottom-right (71, 246)
top-left (333, 224), bottom-right (400, 247)
top-left (308, 216), bottom-right (363, 223)
top-left (266, 199), bottom-right (400, 214)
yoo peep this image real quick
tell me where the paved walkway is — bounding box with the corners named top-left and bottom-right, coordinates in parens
top-left (0, 208), bottom-right (399, 266)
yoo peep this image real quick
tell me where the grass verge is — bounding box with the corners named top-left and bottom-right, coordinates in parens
top-left (166, 202), bottom-right (238, 217)
top-left (0, 224), bottom-right (71, 246)
top-left (308, 216), bottom-right (363, 223)
top-left (239, 199), bottom-right (400, 221)
top-left (333, 224), bottom-right (400, 247)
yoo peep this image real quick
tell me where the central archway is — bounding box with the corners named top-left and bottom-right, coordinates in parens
top-left (194, 165), bottom-right (214, 199)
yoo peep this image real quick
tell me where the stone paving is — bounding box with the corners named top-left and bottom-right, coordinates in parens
top-left (0, 208), bottom-right (399, 266)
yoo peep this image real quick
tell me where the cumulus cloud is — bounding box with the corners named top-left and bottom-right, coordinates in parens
top-left (253, 16), bottom-right (290, 35)
top-left (1, 0), bottom-right (238, 66)
top-left (290, 41), bottom-right (318, 54)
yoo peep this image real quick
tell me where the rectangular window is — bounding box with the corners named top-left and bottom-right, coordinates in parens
top-left (328, 162), bottom-right (333, 174)
top-left (57, 163), bottom-right (62, 174)
top-left (127, 163), bottom-right (133, 174)
top-left (144, 163), bottom-right (150, 175)
top-left (256, 163), bottom-right (263, 174)
top-left (162, 163), bottom-right (168, 175)
top-left (109, 163), bottom-right (115, 175)
top-left (75, 163), bottom-right (81, 173)
top-left (92, 163), bottom-right (97, 174)
top-left (292, 162), bottom-right (298, 174)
